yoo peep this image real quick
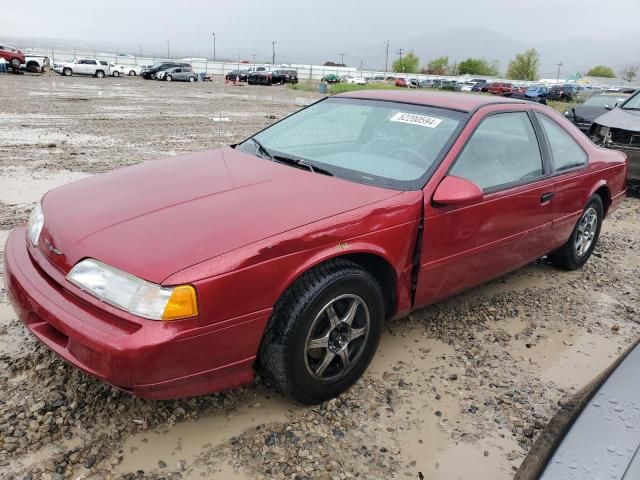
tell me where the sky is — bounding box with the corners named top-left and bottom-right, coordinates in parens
top-left (4, 0), bottom-right (640, 68)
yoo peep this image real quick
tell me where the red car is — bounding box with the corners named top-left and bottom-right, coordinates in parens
top-left (487, 82), bottom-right (514, 95)
top-left (395, 77), bottom-right (408, 88)
top-left (0, 44), bottom-right (26, 70)
top-left (4, 92), bottom-right (627, 403)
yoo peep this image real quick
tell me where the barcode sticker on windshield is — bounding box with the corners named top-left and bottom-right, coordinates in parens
top-left (390, 112), bottom-right (442, 128)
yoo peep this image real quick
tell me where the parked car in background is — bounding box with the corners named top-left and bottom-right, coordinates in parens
top-left (342, 75), bottom-right (366, 85)
top-left (418, 79), bottom-right (436, 88)
top-left (548, 84), bottom-right (578, 102)
top-left (564, 93), bottom-right (630, 132)
top-left (53, 58), bottom-right (109, 78)
top-left (515, 340), bottom-right (640, 480)
top-left (5, 91), bottom-right (626, 404)
top-left (0, 44), bottom-right (25, 70)
top-left (395, 77), bottom-right (408, 87)
top-left (524, 85), bottom-right (548, 100)
top-left (322, 73), bottom-right (340, 84)
top-left (487, 82), bottom-right (514, 95)
top-left (589, 88), bottom-right (640, 180)
top-left (126, 65), bottom-right (143, 76)
top-left (471, 82), bottom-right (485, 92)
top-left (458, 82), bottom-right (477, 92)
top-left (225, 70), bottom-right (249, 82)
top-left (271, 69), bottom-right (299, 84)
top-left (108, 63), bottom-right (126, 77)
top-left (22, 55), bottom-right (51, 73)
top-left (158, 66), bottom-right (198, 82)
top-left (248, 71), bottom-right (273, 85)
top-left (141, 62), bottom-right (184, 79)
top-left (247, 66), bottom-right (267, 74)
top-left (438, 80), bottom-right (457, 91)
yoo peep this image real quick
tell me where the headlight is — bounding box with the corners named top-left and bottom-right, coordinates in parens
top-left (67, 259), bottom-right (198, 321)
top-left (28, 203), bottom-right (44, 246)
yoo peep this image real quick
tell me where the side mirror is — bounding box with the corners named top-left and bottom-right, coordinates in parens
top-left (432, 176), bottom-right (484, 206)
top-left (604, 104), bottom-right (612, 110)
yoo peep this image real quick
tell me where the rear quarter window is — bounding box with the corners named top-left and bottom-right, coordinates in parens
top-left (536, 113), bottom-right (587, 172)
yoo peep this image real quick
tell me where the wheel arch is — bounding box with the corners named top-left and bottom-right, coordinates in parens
top-left (588, 181), bottom-right (611, 217)
top-left (278, 247), bottom-right (400, 320)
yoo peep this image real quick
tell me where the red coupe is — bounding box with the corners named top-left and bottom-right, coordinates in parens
top-left (4, 91), bottom-right (627, 403)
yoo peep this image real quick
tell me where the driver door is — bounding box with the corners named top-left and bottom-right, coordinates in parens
top-left (414, 109), bottom-right (556, 306)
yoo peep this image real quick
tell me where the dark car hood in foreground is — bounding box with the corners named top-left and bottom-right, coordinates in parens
top-left (40, 148), bottom-right (400, 283)
top-left (515, 340), bottom-right (640, 480)
top-left (593, 108), bottom-right (640, 130)
top-left (572, 105), bottom-right (609, 123)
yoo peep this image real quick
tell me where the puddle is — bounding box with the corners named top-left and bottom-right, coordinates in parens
top-left (0, 167), bottom-right (90, 205)
top-left (115, 396), bottom-right (291, 477)
top-left (8, 436), bottom-right (83, 473)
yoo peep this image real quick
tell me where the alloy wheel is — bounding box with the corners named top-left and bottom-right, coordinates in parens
top-left (304, 294), bottom-right (370, 381)
top-left (575, 207), bottom-right (598, 257)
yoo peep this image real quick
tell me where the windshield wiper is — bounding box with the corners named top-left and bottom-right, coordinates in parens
top-left (272, 154), bottom-right (333, 176)
top-left (248, 137), bottom-right (273, 160)
top-left (622, 107), bottom-right (640, 111)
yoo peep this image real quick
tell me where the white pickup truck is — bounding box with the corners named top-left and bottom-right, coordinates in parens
top-left (53, 58), bottom-right (109, 78)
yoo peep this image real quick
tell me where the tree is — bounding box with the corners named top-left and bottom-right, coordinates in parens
top-left (423, 56), bottom-right (449, 75)
top-left (457, 57), bottom-right (499, 76)
top-left (620, 65), bottom-right (639, 83)
top-left (506, 48), bottom-right (540, 81)
top-left (392, 51), bottom-right (419, 73)
top-left (586, 65), bottom-right (615, 78)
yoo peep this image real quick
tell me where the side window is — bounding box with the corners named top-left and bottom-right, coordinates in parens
top-left (536, 114), bottom-right (587, 171)
top-left (87, 60), bottom-right (97, 65)
top-left (450, 112), bottom-right (543, 191)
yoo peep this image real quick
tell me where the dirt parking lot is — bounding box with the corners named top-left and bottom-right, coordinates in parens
top-left (1, 74), bottom-right (639, 480)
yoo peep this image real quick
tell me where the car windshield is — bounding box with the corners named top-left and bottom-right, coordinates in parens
top-left (621, 90), bottom-right (640, 110)
top-left (238, 97), bottom-right (465, 190)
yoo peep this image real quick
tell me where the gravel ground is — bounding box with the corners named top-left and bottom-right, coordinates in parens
top-left (0, 74), bottom-right (639, 480)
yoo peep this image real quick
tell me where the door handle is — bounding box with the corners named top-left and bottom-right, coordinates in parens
top-left (540, 192), bottom-right (555, 203)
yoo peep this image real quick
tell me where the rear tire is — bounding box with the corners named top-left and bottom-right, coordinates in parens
top-left (96, 70), bottom-right (105, 78)
top-left (189, 76), bottom-right (195, 82)
top-left (129, 70), bottom-right (136, 76)
top-left (259, 259), bottom-right (384, 404)
top-left (113, 71), bottom-right (120, 77)
top-left (549, 195), bottom-right (603, 270)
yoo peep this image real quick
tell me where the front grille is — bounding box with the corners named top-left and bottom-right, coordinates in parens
top-left (611, 128), bottom-right (640, 146)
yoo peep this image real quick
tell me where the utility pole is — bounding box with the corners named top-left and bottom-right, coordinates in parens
top-left (339, 52), bottom-right (346, 66)
top-left (396, 48), bottom-right (405, 72)
top-left (272, 41), bottom-right (276, 66)
top-left (139, 44), bottom-right (142, 57)
top-left (556, 62), bottom-right (563, 84)
top-left (212, 33), bottom-right (216, 61)
top-left (252, 54), bottom-right (256, 64)
top-left (167, 40), bottom-right (170, 59)
top-left (384, 40), bottom-right (389, 78)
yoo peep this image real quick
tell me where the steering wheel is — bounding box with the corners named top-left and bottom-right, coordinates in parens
top-left (391, 147), bottom-right (426, 167)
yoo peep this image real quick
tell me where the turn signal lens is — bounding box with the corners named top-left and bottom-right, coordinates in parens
top-left (162, 285), bottom-right (199, 321)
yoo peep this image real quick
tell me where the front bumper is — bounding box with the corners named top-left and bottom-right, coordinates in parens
top-left (3, 227), bottom-right (270, 399)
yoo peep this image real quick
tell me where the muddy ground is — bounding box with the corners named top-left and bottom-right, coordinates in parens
top-left (0, 74), bottom-right (639, 480)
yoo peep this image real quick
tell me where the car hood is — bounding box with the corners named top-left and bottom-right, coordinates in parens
top-left (39, 148), bottom-right (400, 284)
top-left (572, 105), bottom-right (607, 122)
top-left (592, 108), bottom-right (640, 130)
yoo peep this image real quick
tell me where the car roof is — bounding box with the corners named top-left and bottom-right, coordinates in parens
top-left (335, 90), bottom-right (525, 112)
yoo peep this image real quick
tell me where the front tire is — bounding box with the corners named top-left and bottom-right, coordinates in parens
top-left (549, 195), bottom-right (603, 270)
top-left (259, 259), bottom-right (384, 404)
top-left (165, 75), bottom-right (172, 82)
top-left (63, 67), bottom-right (72, 76)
